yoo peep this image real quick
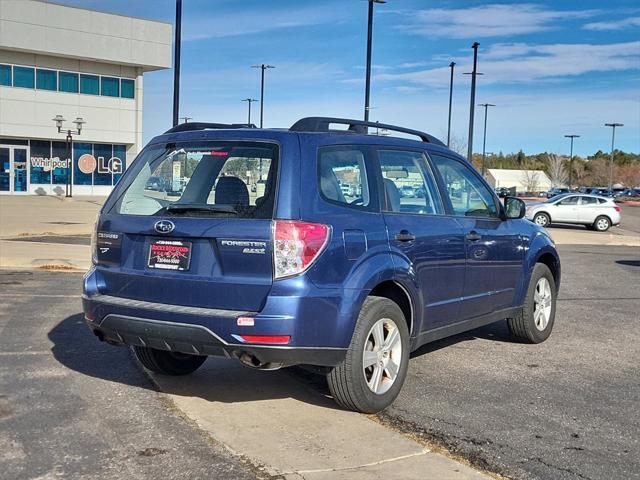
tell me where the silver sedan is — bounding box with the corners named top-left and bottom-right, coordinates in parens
top-left (526, 194), bottom-right (622, 232)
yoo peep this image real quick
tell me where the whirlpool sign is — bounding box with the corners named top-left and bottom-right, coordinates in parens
top-left (30, 154), bottom-right (123, 174)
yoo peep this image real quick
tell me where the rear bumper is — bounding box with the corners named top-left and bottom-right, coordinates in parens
top-left (86, 313), bottom-right (346, 367)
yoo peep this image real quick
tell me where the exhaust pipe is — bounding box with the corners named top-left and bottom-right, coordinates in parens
top-left (238, 352), bottom-right (283, 371)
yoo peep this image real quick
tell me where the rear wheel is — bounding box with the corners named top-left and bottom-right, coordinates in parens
top-left (327, 296), bottom-right (410, 413)
top-left (508, 263), bottom-right (556, 343)
top-left (133, 346), bottom-right (206, 375)
top-left (533, 212), bottom-right (550, 227)
top-left (593, 215), bottom-right (611, 232)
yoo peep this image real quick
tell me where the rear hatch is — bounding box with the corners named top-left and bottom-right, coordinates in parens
top-left (94, 140), bottom-right (279, 312)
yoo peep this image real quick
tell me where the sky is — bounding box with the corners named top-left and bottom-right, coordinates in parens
top-left (58, 0), bottom-right (639, 157)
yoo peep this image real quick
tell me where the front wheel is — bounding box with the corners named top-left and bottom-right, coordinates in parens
top-left (533, 212), bottom-right (550, 227)
top-left (133, 346), bottom-right (207, 375)
top-left (508, 263), bottom-right (556, 343)
top-left (327, 296), bottom-right (410, 413)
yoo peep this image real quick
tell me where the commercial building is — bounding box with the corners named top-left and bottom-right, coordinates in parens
top-left (486, 168), bottom-right (552, 195)
top-left (0, 0), bottom-right (172, 195)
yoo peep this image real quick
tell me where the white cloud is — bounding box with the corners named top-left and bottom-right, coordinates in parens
top-left (374, 41), bottom-right (640, 87)
top-left (583, 17), bottom-right (640, 31)
top-left (395, 4), bottom-right (599, 39)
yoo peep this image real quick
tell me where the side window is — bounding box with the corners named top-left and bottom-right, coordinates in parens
top-left (430, 154), bottom-right (499, 218)
top-left (580, 196), bottom-right (597, 205)
top-left (377, 149), bottom-right (443, 215)
top-left (558, 196), bottom-right (579, 205)
top-left (318, 147), bottom-right (370, 208)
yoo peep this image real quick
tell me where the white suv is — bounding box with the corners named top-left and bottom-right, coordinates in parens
top-left (526, 194), bottom-right (621, 231)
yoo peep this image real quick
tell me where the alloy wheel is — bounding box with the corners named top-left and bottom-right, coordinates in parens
top-left (362, 318), bottom-right (403, 395)
top-left (533, 277), bottom-right (553, 331)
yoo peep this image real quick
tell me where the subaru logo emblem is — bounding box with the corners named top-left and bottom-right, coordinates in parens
top-left (154, 220), bottom-right (175, 234)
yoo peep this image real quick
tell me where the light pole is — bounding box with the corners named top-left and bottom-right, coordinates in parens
top-left (464, 42), bottom-right (482, 161)
top-left (364, 0), bottom-right (385, 122)
top-left (605, 123), bottom-right (623, 191)
top-left (564, 134), bottom-right (579, 189)
top-left (478, 103), bottom-right (495, 176)
top-left (172, 0), bottom-right (182, 127)
top-left (251, 64), bottom-right (275, 128)
top-left (52, 115), bottom-right (85, 198)
top-left (447, 61), bottom-right (455, 147)
top-left (242, 98), bottom-right (258, 125)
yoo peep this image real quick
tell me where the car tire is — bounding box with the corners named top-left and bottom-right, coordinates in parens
top-left (533, 212), bottom-right (550, 227)
top-left (133, 346), bottom-right (207, 375)
top-left (507, 263), bottom-right (556, 344)
top-left (327, 296), bottom-right (410, 413)
top-left (593, 215), bottom-right (611, 232)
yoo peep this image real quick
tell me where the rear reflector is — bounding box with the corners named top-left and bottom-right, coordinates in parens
top-left (239, 335), bottom-right (291, 344)
top-left (273, 220), bottom-right (330, 279)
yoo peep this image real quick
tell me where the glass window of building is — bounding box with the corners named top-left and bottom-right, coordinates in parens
top-left (80, 74), bottom-right (99, 95)
top-left (120, 79), bottom-right (135, 99)
top-left (59, 72), bottom-right (79, 93)
top-left (73, 143), bottom-right (93, 186)
top-left (101, 77), bottom-right (120, 97)
top-left (113, 145), bottom-right (127, 184)
top-left (36, 69), bottom-right (57, 91)
top-left (13, 66), bottom-right (35, 88)
top-left (29, 140), bottom-right (52, 185)
top-left (51, 142), bottom-right (70, 185)
top-left (0, 65), bottom-right (10, 86)
top-left (94, 144), bottom-right (114, 185)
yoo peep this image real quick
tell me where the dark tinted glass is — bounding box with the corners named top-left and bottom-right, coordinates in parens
top-left (80, 74), bottom-right (99, 95)
top-left (101, 77), bottom-right (119, 97)
top-left (51, 142), bottom-right (69, 185)
top-left (59, 72), bottom-right (79, 93)
top-left (73, 143), bottom-right (93, 185)
top-left (30, 140), bottom-right (52, 184)
top-left (113, 144), bottom-right (126, 184)
top-left (94, 144), bottom-right (113, 185)
top-left (0, 65), bottom-right (10, 86)
top-left (13, 66), bottom-right (35, 88)
top-left (36, 69), bottom-right (57, 90)
top-left (120, 79), bottom-right (134, 98)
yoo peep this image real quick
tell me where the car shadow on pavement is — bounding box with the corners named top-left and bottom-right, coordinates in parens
top-left (410, 320), bottom-right (514, 359)
top-left (48, 313), bottom-right (339, 410)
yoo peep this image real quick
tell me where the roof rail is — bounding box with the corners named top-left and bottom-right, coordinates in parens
top-left (164, 122), bottom-right (256, 134)
top-left (289, 117), bottom-right (445, 146)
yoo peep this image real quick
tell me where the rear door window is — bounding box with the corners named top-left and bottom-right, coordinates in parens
top-left (377, 149), bottom-right (443, 215)
top-left (113, 141), bottom-right (278, 218)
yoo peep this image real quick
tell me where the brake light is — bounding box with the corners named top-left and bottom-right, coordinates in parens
top-left (614, 206), bottom-right (621, 212)
top-left (239, 335), bottom-right (291, 344)
top-left (273, 220), bottom-right (330, 279)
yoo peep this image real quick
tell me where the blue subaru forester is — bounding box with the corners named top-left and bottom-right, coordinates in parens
top-left (83, 117), bottom-right (560, 413)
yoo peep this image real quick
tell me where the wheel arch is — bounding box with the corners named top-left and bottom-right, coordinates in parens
top-left (369, 280), bottom-right (415, 337)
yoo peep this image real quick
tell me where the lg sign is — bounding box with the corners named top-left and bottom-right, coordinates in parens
top-left (78, 154), bottom-right (123, 175)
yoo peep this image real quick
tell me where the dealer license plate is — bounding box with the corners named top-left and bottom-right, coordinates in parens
top-left (148, 239), bottom-right (192, 271)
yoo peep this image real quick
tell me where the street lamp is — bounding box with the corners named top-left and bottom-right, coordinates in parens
top-left (179, 116), bottom-right (192, 124)
top-left (52, 115), bottom-right (85, 198)
top-left (564, 134), bottom-right (579, 189)
top-left (447, 61), bottom-right (455, 147)
top-left (251, 64), bottom-right (275, 128)
top-left (604, 123), bottom-right (623, 191)
top-left (364, 0), bottom-right (385, 122)
top-left (478, 103), bottom-right (495, 176)
top-left (464, 42), bottom-right (482, 161)
top-left (242, 98), bottom-right (258, 125)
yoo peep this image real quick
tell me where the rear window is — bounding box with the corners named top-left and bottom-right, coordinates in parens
top-left (113, 141), bottom-right (278, 219)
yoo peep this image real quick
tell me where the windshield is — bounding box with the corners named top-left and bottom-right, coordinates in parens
top-left (112, 141), bottom-right (278, 218)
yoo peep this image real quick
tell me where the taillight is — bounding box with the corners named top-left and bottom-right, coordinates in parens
top-left (273, 220), bottom-right (330, 279)
top-left (614, 206), bottom-right (621, 212)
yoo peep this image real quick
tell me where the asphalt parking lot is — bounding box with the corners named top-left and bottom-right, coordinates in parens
top-left (1, 242), bottom-right (638, 480)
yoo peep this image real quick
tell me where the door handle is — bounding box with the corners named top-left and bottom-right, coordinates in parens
top-left (465, 231), bottom-right (482, 241)
top-left (394, 230), bottom-right (416, 242)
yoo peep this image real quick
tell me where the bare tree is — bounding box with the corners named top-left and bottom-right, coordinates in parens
top-left (547, 154), bottom-right (568, 187)
top-left (448, 133), bottom-right (468, 157)
top-left (521, 167), bottom-right (541, 194)
top-left (617, 164), bottom-right (640, 188)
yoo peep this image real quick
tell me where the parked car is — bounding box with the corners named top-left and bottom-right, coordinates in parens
top-left (495, 187), bottom-right (511, 198)
top-left (526, 193), bottom-right (621, 231)
top-left (83, 117), bottom-right (560, 413)
top-left (545, 187), bottom-right (570, 198)
top-left (399, 185), bottom-right (417, 197)
top-left (144, 176), bottom-right (167, 191)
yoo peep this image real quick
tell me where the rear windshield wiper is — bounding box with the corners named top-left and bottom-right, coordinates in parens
top-left (165, 204), bottom-right (238, 215)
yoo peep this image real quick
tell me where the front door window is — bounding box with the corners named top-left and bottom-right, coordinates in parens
top-left (0, 146), bottom-right (29, 194)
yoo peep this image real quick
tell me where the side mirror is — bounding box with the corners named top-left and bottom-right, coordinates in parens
top-left (504, 196), bottom-right (526, 219)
